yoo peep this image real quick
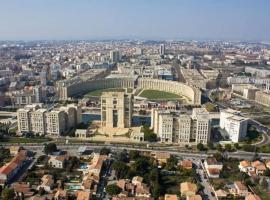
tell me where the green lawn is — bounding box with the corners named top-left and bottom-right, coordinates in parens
top-left (85, 88), bottom-right (126, 97)
top-left (139, 89), bottom-right (183, 100)
top-left (1, 137), bottom-right (50, 144)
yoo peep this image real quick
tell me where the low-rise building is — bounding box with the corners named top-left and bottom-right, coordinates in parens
top-left (38, 174), bottom-right (54, 193)
top-left (245, 194), bottom-right (261, 200)
top-left (231, 181), bottom-right (249, 197)
top-left (89, 154), bottom-right (107, 177)
top-left (179, 160), bottom-right (193, 170)
top-left (48, 156), bottom-right (67, 169)
top-left (164, 194), bottom-right (178, 200)
top-left (204, 157), bottom-right (223, 178)
top-left (180, 182), bottom-right (198, 197)
top-left (186, 195), bottom-right (202, 200)
top-left (0, 152), bottom-right (28, 186)
top-left (251, 161), bottom-right (267, 176)
top-left (77, 191), bottom-right (92, 200)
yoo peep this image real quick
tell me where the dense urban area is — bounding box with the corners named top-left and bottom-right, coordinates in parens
top-left (1, 40), bottom-right (270, 200)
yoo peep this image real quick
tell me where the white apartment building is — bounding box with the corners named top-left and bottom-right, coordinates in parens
top-left (101, 91), bottom-right (133, 128)
top-left (17, 104), bottom-right (81, 136)
top-left (46, 110), bottom-right (66, 136)
top-left (192, 108), bottom-right (211, 144)
top-left (178, 115), bottom-right (192, 143)
top-left (17, 109), bottom-right (31, 133)
top-left (17, 104), bottom-right (43, 134)
top-left (158, 113), bottom-right (173, 142)
top-left (220, 109), bottom-right (248, 142)
top-left (30, 109), bottom-right (47, 135)
top-left (151, 108), bottom-right (211, 145)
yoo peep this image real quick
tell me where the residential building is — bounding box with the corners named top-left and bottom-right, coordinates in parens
top-left (77, 191), bottom-right (92, 200)
top-left (164, 194), bottom-right (178, 200)
top-left (255, 91), bottom-right (270, 107)
top-left (251, 161), bottom-right (267, 176)
top-left (0, 152), bottom-right (28, 186)
top-left (89, 154), bottom-right (108, 177)
top-left (151, 108), bottom-right (211, 145)
top-left (54, 189), bottom-right (68, 200)
top-left (11, 182), bottom-right (34, 199)
top-left (231, 181), bottom-right (249, 197)
top-left (17, 104), bottom-right (81, 136)
top-left (101, 92), bottom-right (133, 128)
top-left (180, 182), bottom-right (198, 197)
top-left (186, 195), bottom-right (202, 200)
top-left (239, 160), bottom-right (252, 173)
top-left (37, 175), bottom-right (54, 193)
top-left (220, 109), bottom-right (248, 142)
top-left (160, 44), bottom-right (165, 56)
top-left (245, 194), bottom-right (261, 200)
top-left (46, 110), bottom-right (66, 136)
top-left (204, 157), bottom-right (223, 178)
top-left (30, 108), bottom-right (47, 135)
top-left (48, 156), bottom-right (67, 169)
top-left (180, 160), bottom-right (193, 170)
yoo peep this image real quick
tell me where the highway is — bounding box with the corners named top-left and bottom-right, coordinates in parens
top-left (3, 143), bottom-right (270, 160)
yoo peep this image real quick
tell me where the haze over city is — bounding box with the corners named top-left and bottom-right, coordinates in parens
top-left (1, 0), bottom-right (270, 41)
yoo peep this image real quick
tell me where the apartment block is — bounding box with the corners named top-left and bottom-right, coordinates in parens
top-left (101, 91), bottom-right (133, 128)
top-left (151, 108), bottom-right (211, 145)
top-left (17, 104), bottom-right (82, 136)
top-left (220, 109), bottom-right (248, 143)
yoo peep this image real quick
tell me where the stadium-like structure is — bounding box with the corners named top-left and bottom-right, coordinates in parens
top-left (57, 77), bottom-right (201, 105)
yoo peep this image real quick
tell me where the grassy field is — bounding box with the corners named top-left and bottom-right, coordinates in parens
top-left (1, 137), bottom-right (50, 144)
top-left (139, 89), bottom-right (183, 100)
top-left (84, 88), bottom-right (126, 97)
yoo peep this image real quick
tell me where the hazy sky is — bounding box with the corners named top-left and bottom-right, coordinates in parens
top-left (1, 0), bottom-right (270, 41)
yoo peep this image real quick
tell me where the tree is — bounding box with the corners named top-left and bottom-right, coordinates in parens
top-left (2, 188), bottom-right (15, 200)
top-left (165, 157), bottom-right (178, 171)
top-left (105, 184), bottom-right (122, 196)
top-left (44, 143), bottom-right (57, 155)
top-left (216, 144), bottom-right (223, 152)
top-left (242, 144), bottom-right (256, 152)
top-left (234, 143), bottom-right (240, 150)
top-left (112, 161), bottom-right (129, 179)
top-left (260, 177), bottom-right (268, 189)
top-left (225, 144), bottom-right (233, 152)
top-left (38, 187), bottom-right (45, 195)
top-left (142, 125), bottom-right (157, 142)
top-left (131, 156), bottom-right (153, 175)
top-left (207, 142), bottom-right (215, 150)
top-left (100, 147), bottom-right (110, 155)
top-left (213, 152), bottom-right (223, 162)
top-left (264, 168), bottom-right (270, 177)
top-left (116, 149), bottom-right (129, 162)
top-left (197, 143), bottom-right (205, 151)
top-left (129, 150), bottom-right (140, 160)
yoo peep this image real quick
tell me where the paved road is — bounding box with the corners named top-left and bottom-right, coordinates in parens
top-left (4, 143), bottom-right (270, 160)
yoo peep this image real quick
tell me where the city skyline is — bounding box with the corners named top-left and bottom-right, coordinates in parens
top-left (1, 0), bottom-right (270, 41)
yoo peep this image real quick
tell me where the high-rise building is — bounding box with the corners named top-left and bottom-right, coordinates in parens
top-left (220, 109), bottom-right (248, 142)
top-left (135, 48), bottom-right (143, 56)
top-left (46, 110), bottom-right (66, 136)
top-left (101, 91), bottom-right (133, 128)
top-left (159, 44), bottom-right (165, 56)
top-left (30, 108), bottom-right (47, 135)
top-left (17, 104), bottom-right (43, 134)
top-left (17, 104), bottom-right (82, 136)
top-left (191, 108), bottom-right (211, 144)
top-left (151, 108), bottom-right (211, 145)
top-left (110, 50), bottom-right (121, 63)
